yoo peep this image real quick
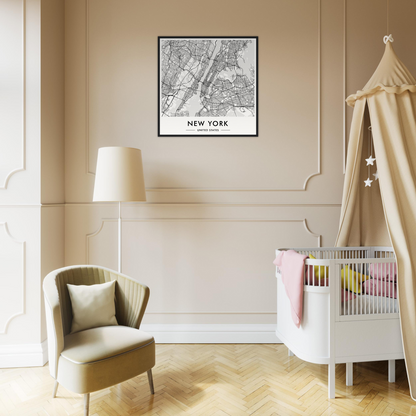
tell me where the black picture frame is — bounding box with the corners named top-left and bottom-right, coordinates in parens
top-left (158, 36), bottom-right (258, 137)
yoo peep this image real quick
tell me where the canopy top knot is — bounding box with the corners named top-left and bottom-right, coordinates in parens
top-left (383, 34), bottom-right (394, 44)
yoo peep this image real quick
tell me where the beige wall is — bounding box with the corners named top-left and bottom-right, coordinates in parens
top-left (41, 0), bottom-right (65, 204)
top-left (0, 0), bottom-right (40, 204)
top-left (0, 0), bottom-right (64, 364)
top-left (3, 0), bottom-right (416, 354)
top-left (65, 0), bottom-right (345, 329)
top-left (64, 0), bottom-right (416, 331)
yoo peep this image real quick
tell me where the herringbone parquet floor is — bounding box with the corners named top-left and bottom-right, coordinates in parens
top-left (0, 344), bottom-right (414, 416)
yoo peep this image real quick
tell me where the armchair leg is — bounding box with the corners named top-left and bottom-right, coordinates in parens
top-left (388, 360), bottom-right (396, 383)
top-left (346, 362), bottom-right (353, 386)
top-left (147, 369), bottom-right (155, 395)
top-left (84, 393), bottom-right (90, 416)
top-left (52, 381), bottom-right (59, 398)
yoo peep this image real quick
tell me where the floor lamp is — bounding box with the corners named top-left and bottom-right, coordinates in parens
top-left (93, 147), bottom-right (146, 273)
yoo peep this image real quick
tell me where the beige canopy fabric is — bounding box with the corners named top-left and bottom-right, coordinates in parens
top-left (336, 41), bottom-right (416, 400)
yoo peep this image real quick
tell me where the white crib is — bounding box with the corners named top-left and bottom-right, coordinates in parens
top-left (275, 247), bottom-right (404, 399)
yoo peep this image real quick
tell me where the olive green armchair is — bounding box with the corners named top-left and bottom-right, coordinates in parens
top-left (43, 265), bottom-right (155, 416)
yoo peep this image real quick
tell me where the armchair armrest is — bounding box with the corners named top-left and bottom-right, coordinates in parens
top-left (114, 272), bottom-right (150, 329)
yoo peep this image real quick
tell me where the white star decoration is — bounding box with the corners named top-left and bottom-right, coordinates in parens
top-left (373, 171), bottom-right (379, 181)
top-left (366, 155), bottom-right (376, 165)
top-left (364, 178), bottom-right (373, 187)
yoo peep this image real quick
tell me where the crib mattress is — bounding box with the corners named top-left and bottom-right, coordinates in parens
top-left (342, 294), bottom-right (399, 315)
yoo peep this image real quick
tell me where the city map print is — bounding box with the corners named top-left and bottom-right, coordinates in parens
top-left (158, 37), bottom-right (258, 136)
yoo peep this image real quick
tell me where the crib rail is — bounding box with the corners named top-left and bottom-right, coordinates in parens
top-left (293, 247), bottom-right (371, 260)
top-left (336, 258), bottom-right (398, 317)
top-left (374, 248), bottom-right (395, 258)
top-left (275, 247), bottom-right (397, 318)
top-left (283, 246), bottom-right (394, 260)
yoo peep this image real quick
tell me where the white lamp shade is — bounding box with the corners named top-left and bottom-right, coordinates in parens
top-left (93, 147), bottom-right (146, 202)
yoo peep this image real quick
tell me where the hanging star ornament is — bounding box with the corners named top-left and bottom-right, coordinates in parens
top-left (373, 171), bottom-right (379, 181)
top-left (364, 178), bottom-right (373, 187)
top-left (366, 155), bottom-right (376, 166)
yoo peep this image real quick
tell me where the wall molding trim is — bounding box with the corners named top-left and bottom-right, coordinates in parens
top-left (0, 203), bottom-right (343, 207)
top-left (0, 340), bottom-right (48, 368)
top-left (84, 0), bottom-right (322, 192)
top-left (343, 0), bottom-right (347, 174)
top-left (0, 222), bottom-right (26, 334)
top-left (0, 204), bottom-right (41, 207)
top-left (0, 0), bottom-right (26, 190)
top-left (140, 324), bottom-right (280, 344)
top-left (85, 0), bottom-right (94, 176)
top-left (65, 202), bottom-right (343, 207)
top-left (86, 217), bottom-right (321, 264)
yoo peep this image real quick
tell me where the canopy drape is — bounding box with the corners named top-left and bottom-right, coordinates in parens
top-left (336, 41), bottom-right (416, 399)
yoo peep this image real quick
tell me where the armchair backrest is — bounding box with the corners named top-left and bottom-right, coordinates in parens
top-left (43, 265), bottom-right (150, 378)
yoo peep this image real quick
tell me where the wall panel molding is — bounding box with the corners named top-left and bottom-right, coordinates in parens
top-left (67, 202), bottom-right (342, 207)
top-left (85, 0), bottom-right (93, 176)
top-left (86, 217), bottom-right (321, 314)
top-left (0, 222), bottom-right (26, 334)
top-left (87, 218), bottom-right (321, 261)
top-left (0, 0), bottom-right (26, 189)
top-left (84, 0), bottom-right (322, 192)
top-left (343, 0), bottom-right (347, 174)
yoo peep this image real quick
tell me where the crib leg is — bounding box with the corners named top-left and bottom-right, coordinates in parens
top-left (346, 362), bottom-right (353, 386)
top-left (388, 360), bottom-right (395, 383)
top-left (288, 348), bottom-right (294, 357)
top-left (328, 363), bottom-right (335, 399)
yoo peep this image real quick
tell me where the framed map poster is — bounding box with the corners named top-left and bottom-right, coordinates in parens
top-left (158, 36), bottom-right (258, 136)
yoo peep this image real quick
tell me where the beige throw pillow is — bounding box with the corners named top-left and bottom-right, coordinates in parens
top-left (67, 280), bottom-right (118, 334)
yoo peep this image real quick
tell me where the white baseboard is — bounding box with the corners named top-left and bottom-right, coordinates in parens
top-left (0, 340), bottom-right (48, 368)
top-left (140, 324), bottom-right (281, 344)
top-left (0, 326), bottom-right (279, 368)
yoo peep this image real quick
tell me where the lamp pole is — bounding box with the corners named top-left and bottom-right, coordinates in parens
top-left (118, 201), bottom-right (122, 273)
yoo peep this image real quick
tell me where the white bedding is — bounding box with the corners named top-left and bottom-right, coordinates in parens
top-left (341, 294), bottom-right (399, 315)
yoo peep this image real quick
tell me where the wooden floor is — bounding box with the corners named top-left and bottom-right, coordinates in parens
top-left (0, 344), bottom-right (414, 416)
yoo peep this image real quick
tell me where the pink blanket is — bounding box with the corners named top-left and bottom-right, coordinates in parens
top-left (274, 250), bottom-right (307, 328)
